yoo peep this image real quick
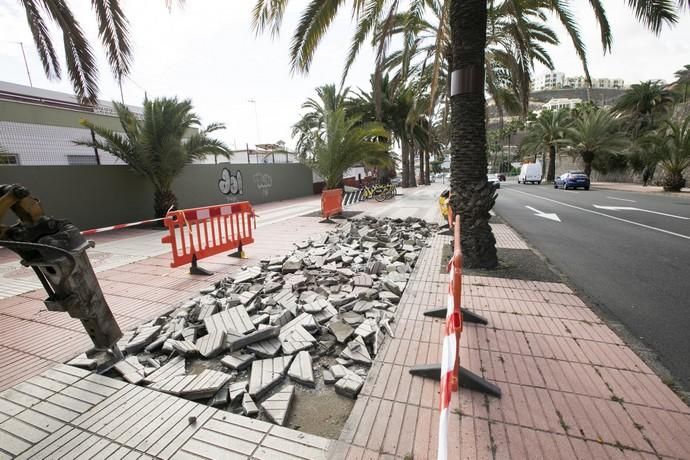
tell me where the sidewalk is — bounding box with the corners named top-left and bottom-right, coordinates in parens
top-left (1, 189), bottom-right (689, 459)
top-left (592, 182), bottom-right (690, 196)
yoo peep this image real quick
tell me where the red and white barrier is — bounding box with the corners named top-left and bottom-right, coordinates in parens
top-left (80, 216), bottom-right (166, 235)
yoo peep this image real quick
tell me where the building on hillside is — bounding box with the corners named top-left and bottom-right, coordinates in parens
top-left (0, 81), bottom-right (145, 166)
top-left (531, 71), bottom-right (625, 92)
top-left (542, 98), bottom-right (582, 111)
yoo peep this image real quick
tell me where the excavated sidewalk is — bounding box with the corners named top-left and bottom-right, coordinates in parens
top-left (1, 189), bottom-right (689, 459)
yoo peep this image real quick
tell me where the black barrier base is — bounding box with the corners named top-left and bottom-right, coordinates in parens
top-left (190, 254), bottom-right (213, 276)
top-left (409, 364), bottom-right (502, 398)
top-left (423, 307), bottom-right (489, 325)
top-left (228, 242), bottom-right (245, 259)
top-left (319, 217), bottom-right (338, 224)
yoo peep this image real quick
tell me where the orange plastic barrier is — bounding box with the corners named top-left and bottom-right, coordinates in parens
top-left (321, 188), bottom-right (343, 219)
top-left (161, 202), bottom-right (255, 268)
top-left (449, 215), bottom-right (462, 392)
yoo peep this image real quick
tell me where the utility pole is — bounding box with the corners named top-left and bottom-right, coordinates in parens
top-left (18, 42), bottom-right (33, 87)
top-left (246, 143), bottom-right (250, 164)
top-left (248, 99), bottom-right (260, 144)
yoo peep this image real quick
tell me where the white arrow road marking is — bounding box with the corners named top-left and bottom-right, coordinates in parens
top-left (525, 206), bottom-right (561, 222)
top-left (593, 205), bottom-right (690, 220)
top-left (606, 196), bottom-right (637, 203)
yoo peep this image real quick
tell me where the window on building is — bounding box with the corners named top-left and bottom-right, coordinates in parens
top-left (66, 155), bottom-right (98, 165)
top-left (0, 154), bottom-right (19, 165)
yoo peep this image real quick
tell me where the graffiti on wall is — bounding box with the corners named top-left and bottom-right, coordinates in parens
top-left (218, 169), bottom-right (243, 197)
top-left (253, 172), bottom-right (273, 197)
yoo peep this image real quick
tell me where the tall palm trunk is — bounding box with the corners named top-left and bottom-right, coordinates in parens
top-left (424, 152), bottom-right (431, 185)
top-left (154, 188), bottom-right (178, 219)
top-left (450, 0), bottom-right (497, 268)
top-left (409, 146), bottom-right (417, 187)
top-left (547, 145), bottom-right (556, 181)
top-left (401, 142), bottom-right (410, 187)
top-left (581, 151), bottom-right (594, 177)
top-left (419, 148), bottom-right (426, 185)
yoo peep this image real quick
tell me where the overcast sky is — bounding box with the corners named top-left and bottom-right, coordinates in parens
top-left (1, 1), bottom-right (688, 149)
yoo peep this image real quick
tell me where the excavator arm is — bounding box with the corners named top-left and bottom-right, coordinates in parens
top-left (0, 184), bottom-right (123, 358)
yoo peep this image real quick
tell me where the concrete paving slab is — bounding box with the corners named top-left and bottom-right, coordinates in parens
top-left (113, 357), bottom-right (145, 384)
top-left (196, 330), bottom-right (226, 358)
top-left (180, 370), bottom-right (231, 400)
top-left (220, 352), bottom-right (255, 371)
top-left (124, 325), bottom-right (162, 353)
top-left (281, 324), bottom-right (316, 355)
top-left (168, 339), bottom-right (198, 357)
top-left (242, 393), bottom-right (259, 416)
top-left (145, 356), bottom-right (185, 383)
top-left (230, 266), bottom-right (262, 283)
top-left (66, 354), bottom-right (97, 370)
top-left (228, 380), bottom-right (247, 403)
top-left (227, 325), bottom-right (280, 353)
top-left (354, 318), bottom-right (378, 341)
top-left (261, 385), bottom-right (295, 426)
top-left (246, 337), bottom-right (282, 358)
top-left (334, 372), bottom-right (364, 399)
top-left (248, 356), bottom-right (294, 399)
top-left (204, 306), bottom-right (255, 335)
top-left (312, 304), bottom-right (337, 324)
top-left (287, 351), bottom-right (315, 387)
top-left (340, 336), bottom-right (372, 365)
top-left (329, 320), bottom-right (354, 343)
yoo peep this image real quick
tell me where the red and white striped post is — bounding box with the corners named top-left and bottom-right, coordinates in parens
top-left (438, 215), bottom-right (463, 460)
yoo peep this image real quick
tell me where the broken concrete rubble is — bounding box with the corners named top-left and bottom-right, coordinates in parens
top-left (94, 216), bottom-right (433, 428)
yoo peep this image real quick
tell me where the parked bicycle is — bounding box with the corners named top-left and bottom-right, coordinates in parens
top-left (360, 183), bottom-right (397, 202)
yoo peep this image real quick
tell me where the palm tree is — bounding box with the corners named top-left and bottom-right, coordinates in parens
top-left (520, 109), bottom-right (570, 181)
top-left (564, 108), bottom-right (629, 178)
top-left (18, 0), bottom-right (133, 104)
top-left (673, 64), bottom-right (690, 103)
top-left (76, 97), bottom-right (232, 217)
top-left (640, 116), bottom-right (690, 191)
top-left (252, 0), bottom-right (687, 268)
top-left (613, 80), bottom-right (677, 136)
top-left (307, 107), bottom-right (391, 189)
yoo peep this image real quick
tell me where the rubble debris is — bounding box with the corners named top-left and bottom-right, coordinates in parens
top-left (335, 372), bottom-right (364, 398)
top-left (261, 385), bottom-right (295, 426)
top-left (287, 351), bottom-right (315, 387)
top-left (242, 393), bottom-right (259, 416)
top-left (97, 216), bottom-right (433, 427)
top-left (221, 352), bottom-right (255, 371)
top-left (229, 380), bottom-right (248, 403)
top-left (248, 356), bottom-right (294, 399)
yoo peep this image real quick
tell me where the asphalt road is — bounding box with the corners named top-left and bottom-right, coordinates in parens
top-left (494, 181), bottom-right (690, 392)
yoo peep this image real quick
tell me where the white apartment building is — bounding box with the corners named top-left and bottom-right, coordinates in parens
top-left (542, 98), bottom-right (582, 110)
top-left (531, 72), bottom-right (626, 91)
top-left (531, 72), bottom-right (566, 91)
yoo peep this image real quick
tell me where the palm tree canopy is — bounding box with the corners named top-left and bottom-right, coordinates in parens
top-left (614, 81), bottom-right (676, 117)
top-left (520, 109), bottom-right (569, 156)
top-left (20, 0), bottom-right (134, 104)
top-left (76, 97), bottom-right (232, 191)
top-left (565, 109), bottom-right (629, 159)
top-left (309, 107), bottom-right (392, 189)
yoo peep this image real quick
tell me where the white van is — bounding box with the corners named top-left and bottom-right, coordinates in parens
top-left (518, 162), bottom-right (543, 184)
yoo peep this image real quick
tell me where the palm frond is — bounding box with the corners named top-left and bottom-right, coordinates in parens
top-left (22, 0), bottom-right (61, 79)
top-left (91, 0), bottom-right (132, 81)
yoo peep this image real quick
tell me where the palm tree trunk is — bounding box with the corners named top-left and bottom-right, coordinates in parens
top-left (154, 188), bottom-right (178, 219)
top-left (450, 0), bottom-right (497, 269)
top-left (424, 152), bottom-right (431, 185)
top-left (409, 146), bottom-right (417, 187)
top-left (419, 148), bottom-right (426, 185)
top-left (547, 145), bottom-right (556, 181)
top-left (401, 141), bottom-right (410, 187)
top-left (581, 151), bottom-right (594, 177)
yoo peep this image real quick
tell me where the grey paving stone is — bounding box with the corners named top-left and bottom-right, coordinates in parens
top-left (352, 273), bottom-right (373, 288)
top-left (124, 325), bottom-right (162, 354)
top-left (312, 305), bottom-right (337, 324)
top-left (340, 336), bottom-right (372, 365)
top-left (204, 306), bottom-right (255, 335)
top-left (329, 365), bottom-right (348, 381)
top-left (281, 325), bottom-right (316, 355)
top-left (334, 372), bottom-right (364, 398)
top-left (279, 313), bottom-right (318, 341)
top-left (250, 313), bottom-right (269, 327)
top-left (145, 356), bottom-right (185, 383)
top-left (210, 387), bottom-right (228, 406)
top-left (246, 336), bottom-right (282, 358)
top-left (144, 332), bottom-right (171, 352)
top-left (67, 354), bottom-right (97, 370)
top-left (220, 352), bottom-right (255, 371)
top-left (329, 320), bottom-right (354, 343)
top-left (260, 385), bottom-right (294, 426)
top-left (322, 370), bottom-right (335, 385)
top-left (352, 300), bottom-right (374, 313)
top-left (180, 370), bottom-right (231, 400)
top-left (231, 266), bottom-right (262, 283)
top-left (113, 357), bottom-right (145, 384)
top-left (269, 309), bottom-right (294, 327)
top-left (341, 311), bottom-right (364, 326)
top-left (196, 330), bottom-right (226, 358)
top-left (248, 356), bottom-right (293, 398)
top-left (287, 351), bottom-right (315, 387)
top-left (354, 318), bottom-right (378, 341)
top-left (181, 327), bottom-right (197, 343)
top-left (228, 380), bottom-right (247, 403)
top-left (168, 339), bottom-right (199, 357)
top-left (227, 325), bottom-right (280, 353)
top-left (242, 393), bottom-right (259, 416)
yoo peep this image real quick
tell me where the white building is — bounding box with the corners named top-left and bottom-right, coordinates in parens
top-left (531, 72), bottom-right (566, 91)
top-left (542, 98), bottom-right (582, 111)
top-left (0, 81), bottom-right (143, 166)
top-left (565, 76), bottom-right (625, 89)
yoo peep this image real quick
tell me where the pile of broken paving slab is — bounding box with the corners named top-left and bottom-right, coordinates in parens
top-left (70, 216), bottom-right (435, 427)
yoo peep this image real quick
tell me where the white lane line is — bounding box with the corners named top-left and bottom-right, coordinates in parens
top-left (607, 196), bottom-right (637, 203)
top-left (505, 188), bottom-right (690, 241)
top-left (525, 206), bottom-right (561, 222)
top-left (593, 205), bottom-right (690, 220)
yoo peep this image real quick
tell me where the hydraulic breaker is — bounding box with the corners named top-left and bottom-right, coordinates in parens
top-left (0, 184), bottom-right (123, 358)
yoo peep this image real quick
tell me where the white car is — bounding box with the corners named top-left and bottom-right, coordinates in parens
top-left (487, 173), bottom-right (501, 189)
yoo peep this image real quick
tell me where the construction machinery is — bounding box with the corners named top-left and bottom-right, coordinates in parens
top-left (0, 184), bottom-right (123, 359)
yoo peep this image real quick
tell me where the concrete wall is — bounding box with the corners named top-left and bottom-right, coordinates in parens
top-left (0, 163), bottom-right (313, 229)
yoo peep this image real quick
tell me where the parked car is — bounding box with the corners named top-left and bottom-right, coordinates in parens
top-left (554, 171), bottom-right (590, 190)
top-left (518, 162), bottom-right (542, 184)
top-left (487, 173), bottom-right (501, 189)
top-left (497, 173), bottom-right (506, 182)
